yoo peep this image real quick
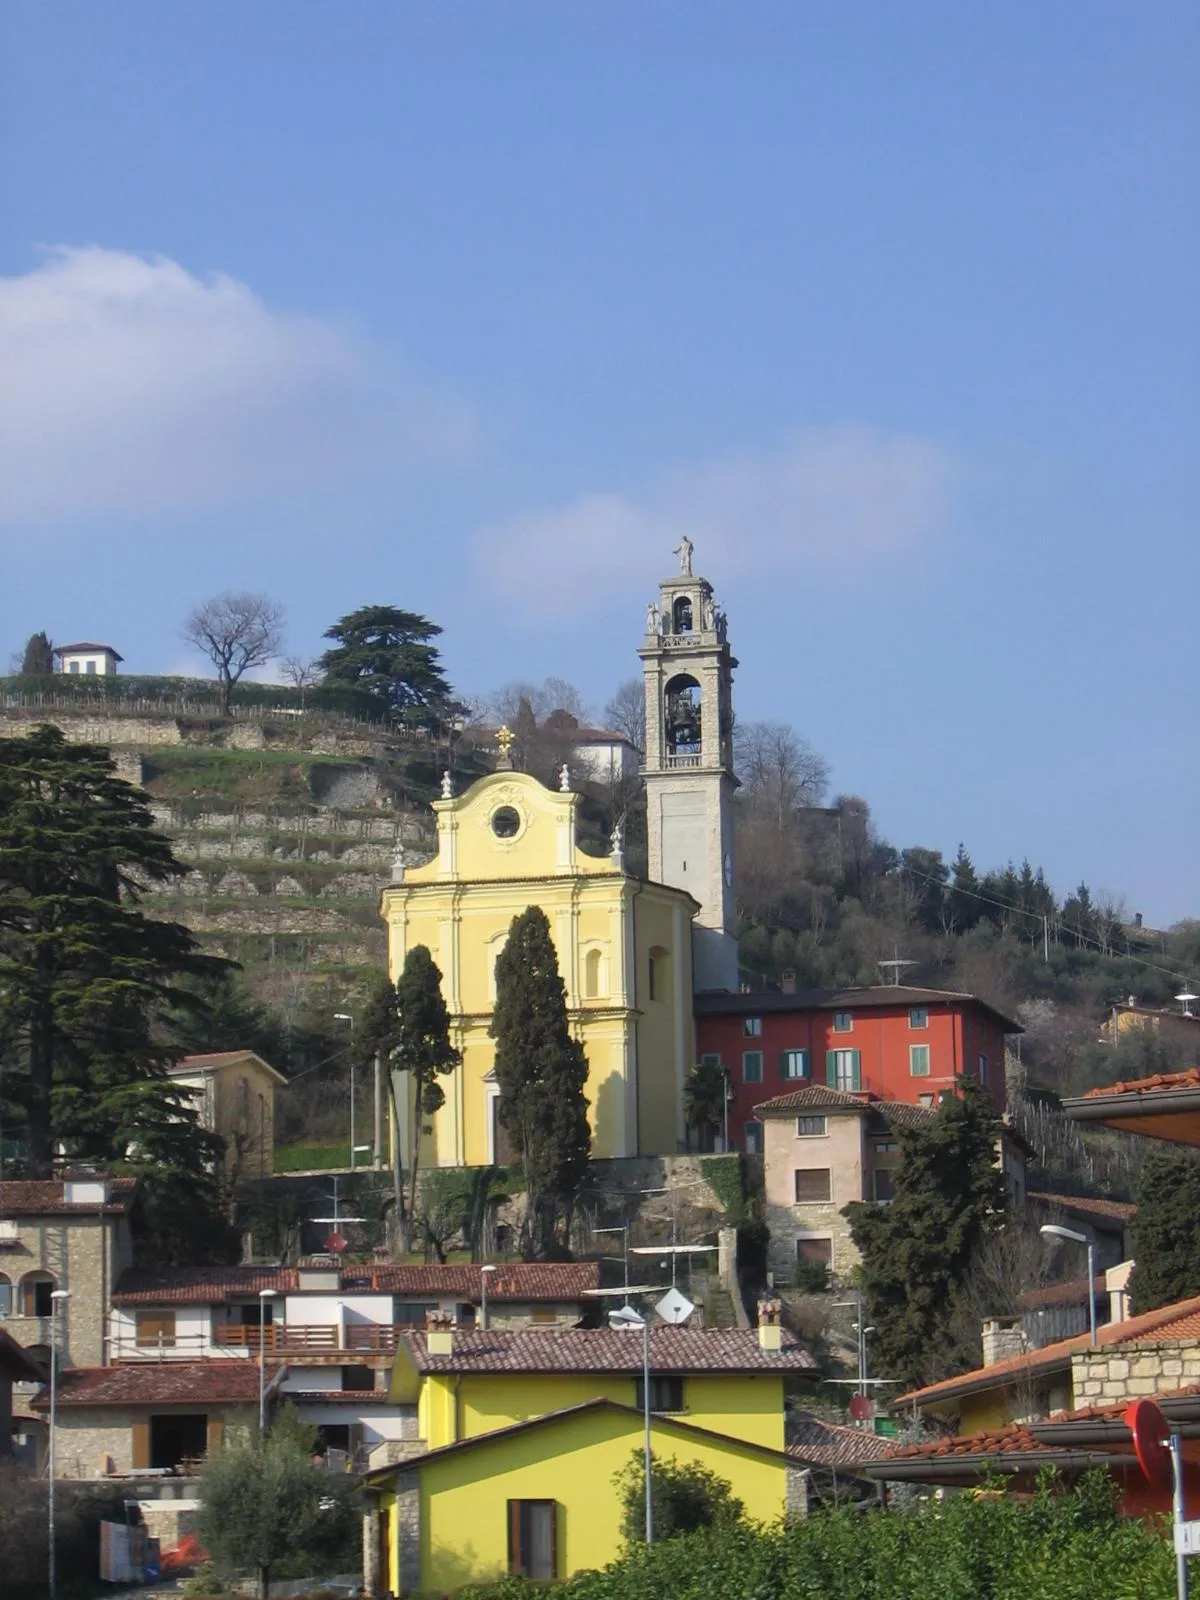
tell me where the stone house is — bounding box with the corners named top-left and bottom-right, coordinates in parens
top-left (167, 1050), bottom-right (287, 1183)
top-left (0, 1327), bottom-right (47, 1457)
top-left (0, 1177), bottom-right (138, 1368)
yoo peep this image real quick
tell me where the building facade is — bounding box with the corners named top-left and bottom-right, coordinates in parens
top-left (53, 642), bottom-right (123, 676)
top-left (167, 1050), bottom-right (286, 1183)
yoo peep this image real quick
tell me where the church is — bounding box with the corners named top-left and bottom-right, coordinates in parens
top-left (380, 542), bottom-right (738, 1165)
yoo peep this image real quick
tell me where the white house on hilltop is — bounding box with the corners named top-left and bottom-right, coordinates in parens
top-left (54, 642), bottom-right (123, 677)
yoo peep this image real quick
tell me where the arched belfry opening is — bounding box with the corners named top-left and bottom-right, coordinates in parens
top-left (665, 673), bottom-right (702, 759)
top-left (672, 595), bottom-right (693, 634)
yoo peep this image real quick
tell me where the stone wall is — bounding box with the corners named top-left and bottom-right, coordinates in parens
top-left (1, 1213), bottom-right (131, 1368)
top-left (1072, 1339), bottom-right (1200, 1404)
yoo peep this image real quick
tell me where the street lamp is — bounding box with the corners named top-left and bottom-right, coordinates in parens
top-left (334, 1013), bottom-right (356, 1169)
top-left (1040, 1223), bottom-right (1097, 1346)
top-left (609, 1304), bottom-right (653, 1545)
top-left (480, 1265), bottom-right (497, 1331)
top-left (48, 1288), bottom-right (70, 1600)
top-left (258, 1288), bottom-right (280, 1437)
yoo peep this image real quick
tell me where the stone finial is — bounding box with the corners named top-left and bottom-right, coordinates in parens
top-left (559, 763), bottom-right (571, 792)
top-left (440, 770), bottom-right (453, 800)
top-left (496, 725), bottom-right (515, 771)
top-left (391, 842), bottom-right (407, 883)
top-left (757, 1296), bottom-right (783, 1327)
top-left (646, 600), bottom-right (660, 635)
top-left (610, 819), bottom-right (626, 871)
top-left (756, 1295), bottom-right (784, 1352)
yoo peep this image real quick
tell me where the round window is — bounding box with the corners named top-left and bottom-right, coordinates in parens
top-left (491, 806), bottom-right (521, 839)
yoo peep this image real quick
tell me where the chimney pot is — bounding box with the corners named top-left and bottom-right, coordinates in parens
top-left (757, 1296), bottom-right (783, 1352)
top-left (425, 1309), bottom-right (454, 1356)
top-left (981, 1316), bottom-right (1026, 1367)
top-left (781, 969), bottom-right (797, 995)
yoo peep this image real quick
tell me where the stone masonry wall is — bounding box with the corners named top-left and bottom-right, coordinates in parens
top-left (1072, 1339), bottom-right (1200, 1405)
top-left (1, 1214), bottom-right (128, 1368)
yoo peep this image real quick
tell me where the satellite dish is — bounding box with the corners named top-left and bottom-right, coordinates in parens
top-left (654, 1287), bottom-right (695, 1325)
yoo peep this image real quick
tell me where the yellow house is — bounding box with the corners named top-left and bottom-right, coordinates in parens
top-left (366, 1317), bottom-right (815, 1591)
top-left (380, 767), bottom-right (698, 1164)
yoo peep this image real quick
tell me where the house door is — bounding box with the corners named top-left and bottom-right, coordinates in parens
top-left (377, 1502), bottom-right (392, 1596)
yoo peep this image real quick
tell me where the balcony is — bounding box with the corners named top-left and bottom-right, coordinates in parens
top-left (212, 1323), bottom-right (402, 1358)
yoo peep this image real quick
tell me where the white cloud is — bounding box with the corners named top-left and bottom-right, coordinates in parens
top-left (0, 247), bottom-right (470, 528)
top-left (473, 427), bottom-right (956, 615)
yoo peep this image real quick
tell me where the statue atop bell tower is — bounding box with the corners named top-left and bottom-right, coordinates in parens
top-left (638, 544), bottom-right (739, 991)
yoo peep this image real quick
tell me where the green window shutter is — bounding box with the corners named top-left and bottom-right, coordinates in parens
top-left (850, 1050), bottom-right (861, 1091)
top-left (825, 1050), bottom-right (837, 1087)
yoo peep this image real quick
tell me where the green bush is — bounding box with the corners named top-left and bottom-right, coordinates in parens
top-left (466, 1472), bottom-right (1175, 1600)
top-left (617, 1451), bottom-right (744, 1545)
top-left (699, 1154), bottom-right (746, 1221)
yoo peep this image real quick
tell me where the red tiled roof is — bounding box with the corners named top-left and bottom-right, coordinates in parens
top-left (171, 1051), bottom-right (287, 1084)
top-left (695, 986), bottom-right (1023, 1035)
top-left (0, 1178), bottom-right (138, 1217)
top-left (1016, 1275), bottom-right (1108, 1312)
top-left (30, 1361), bottom-right (284, 1410)
top-left (754, 1086), bottom-right (937, 1125)
top-left (895, 1293), bottom-right (1200, 1409)
top-left (397, 1326), bottom-right (816, 1375)
top-left (887, 1423), bottom-right (1054, 1462)
top-left (1027, 1191), bottom-right (1137, 1224)
top-left (1084, 1068), bottom-right (1200, 1099)
top-left (787, 1411), bottom-right (905, 1468)
top-left (112, 1260), bottom-right (601, 1307)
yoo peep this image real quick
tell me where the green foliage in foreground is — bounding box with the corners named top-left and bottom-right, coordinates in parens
top-left (618, 1451), bottom-right (744, 1545)
top-left (468, 1474), bottom-right (1174, 1600)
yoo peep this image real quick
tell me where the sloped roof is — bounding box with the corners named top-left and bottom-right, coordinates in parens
top-left (397, 1326), bottom-right (817, 1376)
top-left (170, 1051), bottom-right (287, 1085)
top-left (695, 986), bottom-right (1022, 1034)
top-left (1016, 1275), bottom-right (1107, 1312)
top-left (0, 1178), bottom-right (138, 1218)
top-left (1083, 1068), bottom-right (1200, 1098)
top-left (1027, 1191), bottom-right (1137, 1224)
top-left (787, 1411), bottom-right (905, 1469)
top-left (112, 1260), bottom-right (601, 1307)
top-left (0, 1328), bottom-right (49, 1382)
top-left (754, 1085), bottom-right (938, 1128)
top-left (53, 642), bottom-right (123, 659)
top-left (30, 1361), bottom-right (285, 1409)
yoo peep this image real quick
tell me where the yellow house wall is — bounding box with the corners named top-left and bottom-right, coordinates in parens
top-left (407, 1404), bottom-right (789, 1592)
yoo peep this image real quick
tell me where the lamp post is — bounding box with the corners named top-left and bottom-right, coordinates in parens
top-left (722, 1068), bottom-right (732, 1153)
top-left (334, 1012), bottom-right (356, 1169)
top-left (609, 1304), bottom-right (653, 1545)
top-left (48, 1288), bottom-right (70, 1600)
top-left (1040, 1223), bottom-right (1097, 1345)
top-left (258, 1288), bottom-right (280, 1438)
top-left (480, 1264), bottom-right (497, 1331)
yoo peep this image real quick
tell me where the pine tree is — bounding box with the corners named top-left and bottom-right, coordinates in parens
top-left (948, 844), bottom-right (981, 932)
top-left (20, 632), bottom-right (54, 677)
top-left (0, 725), bottom-right (235, 1260)
top-left (845, 1082), bottom-right (1008, 1387)
top-left (317, 605), bottom-right (457, 728)
top-left (1128, 1149), bottom-right (1200, 1314)
top-left (490, 906), bottom-right (591, 1256)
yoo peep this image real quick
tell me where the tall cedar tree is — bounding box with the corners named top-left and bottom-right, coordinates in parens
top-left (20, 632), bottom-right (54, 676)
top-left (845, 1081), bottom-right (1008, 1388)
top-left (0, 726), bottom-right (236, 1260)
top-left (1128, 1148), bottom-right (1200, 1314)
top-left (317, 605), bottom-right (457, 729)
top-left (490, 906), bottom-right (591, 1256)
top-left (358, 949), bottom-right (460, 1251)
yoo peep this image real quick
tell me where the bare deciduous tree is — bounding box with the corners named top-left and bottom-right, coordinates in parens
top-left (279, 656), bottom-right (321, 709)
top-left (183, 592), bottom-right (285, 714)
top-left (485, 677), bottom-right (591, 727)
top-left (604, 678), bottom-right (646, 753)
top-left (736, 720), bottom-right (830, 834)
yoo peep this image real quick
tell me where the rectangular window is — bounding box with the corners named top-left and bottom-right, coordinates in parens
top-left (833, 1011), bottom-right (853, 1033)
top-left (918, 1092), bottom-right (935, 1107)
top-left (634, 1376), bottom-right (685, 1412)
top-left (825, 1049), bottom-right (860, 1092)
top-left (978, 1054), bottom-right (989, 1086)
top-left (796, 1115), bottom-right (827, 1138)
top-left (874, 1140), bottom-right (898, 1155)
top-left (647, 958), bottom-right (657, 1001)
top-left (700, 1053), bottom-right (722, 1067)
top-left (394, 1302), bottom-right (437, 1324)
top-left (796, 1237), bottom-right (833, 1266)
top-left (85, 661), bottom-right (96, 674)
top-left (341, 1364), bottom-right (376, 1391)
top-left (742, 1050), bottom-right (763, 1083)
top-left (743, 1017), bottom-right (763, 1038)
top-left (68, 661), bottom-right (79, 674)
top-left (780, 1049), bottom-right (809, 1080)
top-left (135, 1311), bottom-right (176, 1349)
top-left (508, 1500), bottom-right (558, 1581)
top-left (909, 1044), bottom-right (931, 1077)
top-left (909, 1007), bottom-right (928, 1029)
top-left (794, 1168), bottom-right (832, 1204)
top-left (874, 1168), bottom-right (897, 1203)
top-left (744, 1119), bottom-right (763, 1155)
top-left (530, 1307), bottom-right (558, 1325)
top-left (23, 1278), bottom-right (54, 1317)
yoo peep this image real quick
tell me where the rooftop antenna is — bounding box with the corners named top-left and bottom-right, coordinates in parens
top-left (877, 959), bottom-right (916, 988)
top-left (1176, 988), bottom-right (1199, 1017)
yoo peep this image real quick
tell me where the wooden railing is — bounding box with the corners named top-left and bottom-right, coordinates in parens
top-left (211, 1323), bottom-right (403, 1354)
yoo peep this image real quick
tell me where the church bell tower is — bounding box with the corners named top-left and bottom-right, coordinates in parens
top-left (639, 539), bottom-right (739, 992)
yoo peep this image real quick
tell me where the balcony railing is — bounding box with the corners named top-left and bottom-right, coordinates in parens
top-left (212, 1323), bottom-right (402, 1354)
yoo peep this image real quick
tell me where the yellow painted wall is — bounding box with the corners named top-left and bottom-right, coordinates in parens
top-left (402, 1404), bottom-right (790, 1592)
top-left (381, 770), bottom-right (696, 1162)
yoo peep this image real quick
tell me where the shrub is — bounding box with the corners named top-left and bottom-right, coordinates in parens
top-left (616, 1451), bottom-right (744, 1545)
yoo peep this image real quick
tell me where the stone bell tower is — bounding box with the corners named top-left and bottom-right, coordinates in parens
top-left (638, 538), bottom-right (739, 992)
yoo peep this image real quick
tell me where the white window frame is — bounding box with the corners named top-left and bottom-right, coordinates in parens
top-left (908, 1007), bottom-right (929, 1029)
top-left (744, 1119), bottom-right (763, 1154)
top-left (743, 1017), bottom-right (763, 1038)
top-left (780, 1048), bottom-right (809, 1081)
top-left (826, 1048), bottom-right (860, 1092)
top-left (795, 1115), bottom-right (827, 1138)
top-left (978, 1053), bottom-right (989, 1086)
top-left (832, 1011), bottom-right (853, 1033)
top-left (909, 1043), bottom-right (931, 1077)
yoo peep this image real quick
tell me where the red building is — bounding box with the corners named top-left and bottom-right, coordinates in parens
top-left (693, 985), bottom-right (1020, 1152)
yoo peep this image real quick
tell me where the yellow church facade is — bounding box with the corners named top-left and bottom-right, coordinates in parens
top-left (380, 768), bottom-right (698, 1164)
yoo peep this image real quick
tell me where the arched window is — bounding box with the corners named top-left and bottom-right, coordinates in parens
top-left (20, 1271), bottom-right (55, 1318)
top-left (0, 1273), bottom-right (11, 1319)
top-left (672, 596), bottom-right (693, 634)
top-left (584, 948), bottom-right (604, 999)
top-left (664, 674), bottom-right (702, 756)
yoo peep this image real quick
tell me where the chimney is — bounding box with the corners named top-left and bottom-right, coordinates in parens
top-left (981, 1316), bottom-right (1026, 1367)
top-left (781, 969), bottom-right (797, 996)
top-left (426, 1308), bottom-right (454, 1356)
top-left (1106, 1260), bottom-right (1134, 1326)
top-left (757, 1297), bottom-right (783, 1353)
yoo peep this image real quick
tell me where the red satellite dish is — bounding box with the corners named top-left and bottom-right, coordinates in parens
top-left (1125, 1398), bottom-right (1172, 1489)
top-left (325, 1232), bottom-right (348, 1255)
top-left (848, 1393), bottom-right (875, 1423)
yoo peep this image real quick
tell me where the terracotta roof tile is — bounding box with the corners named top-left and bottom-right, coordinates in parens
top-left (398, 1326), bottom-right (817, 1375)
top-left (695, 986), bottom-right (1023, 1034)
top-left (1027, 1191), bottom-right (1137, 1223)
top-left (1084, 1068), bottom-right (1200, 1099)
top-left (754, 1086), bottom-right (937, 1125)
top-left (887, 1423), bottom-right (1054, 1461)
top-left (112, 1261), bottom-right (601, 1307)
top-left (31, 1361), bottom-right (284, 1409)
top-left (787, 1411), bottom-right (905, 1468)
top-left (0, 1178), bottom-right (137, 1217)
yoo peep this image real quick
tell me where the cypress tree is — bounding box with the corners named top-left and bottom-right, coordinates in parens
top-left (490, 906), bottom-right (591, 1256)
top-left (845, 1082), bottom-right (1008, 1387)
top-left (20, 632), bottom-right (54, 677)
top-left (1128, 1149), bottom-right (1200, 1314)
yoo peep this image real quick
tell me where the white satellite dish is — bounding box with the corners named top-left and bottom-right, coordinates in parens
top-left (655, 1287), bottom-right (695, 1325)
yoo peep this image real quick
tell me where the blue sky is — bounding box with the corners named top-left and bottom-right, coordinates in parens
top-left (2, 4), bottom-right (1197, 924)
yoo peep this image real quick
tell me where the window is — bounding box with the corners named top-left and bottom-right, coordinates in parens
top-left (874, 1168), bottom-right (896, 1202)
top-left (744, 1119), bottom-right (763, 1155)
top-left (635, 1376), bottom-right (685, 1412)
top-left (0, 1274), bottom-right (10, 1318)
top-left (341, 1365), bottom-right (376, 1391)
top-left (20, 1273), bottom-right (54, 1318)
top-left (742, 1050), bottom-right (763, 1084)
top-left (909, 1044), bottom-right (931, 1077)
top-left (780, 1049), bottom-right (809, 1080)
top-left (85, 661), bottom-right (96, 675)
top-left (584, 948), bottom-right (603, 999)
top-left (395, 1302), bottom-right (437, 1324)
top-left (978, 1053), bottom-right (989, 1086)
top-left (918, 1092), bottom-right (935, 1107)
top-left (796, 1237), bottom-right (833, 1266)
top-left (135, 1311), bottom-right (176, 1349)
top-left (530, 1307), bottom-right (558, 1325)
top-left (648, 946), bottom-right (669, 1003)
top-left (833, 1011), bottom-right (853, 1033)
top-left (825, 1049), bottom-right (860, 1092)
top-left (68, 660), bottom-right (79, 674)
top-left (508, 1500), bottom-right (558, 1581)
top-left (909, 1007), bottom-right (928, 1029)
top-left (491, 806), bottom-right (521, 839)
top-left (700, 1052), bottom-right (722, 1068)
top-left (743, 1017), bottom-right (763, 1038)
top-left (874, 1140), bottom-right (898, 1155)
top-left (794, 1168), bottom-right (832, 1204)
top-left (796, 1115), bottom-right (827, 1138)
